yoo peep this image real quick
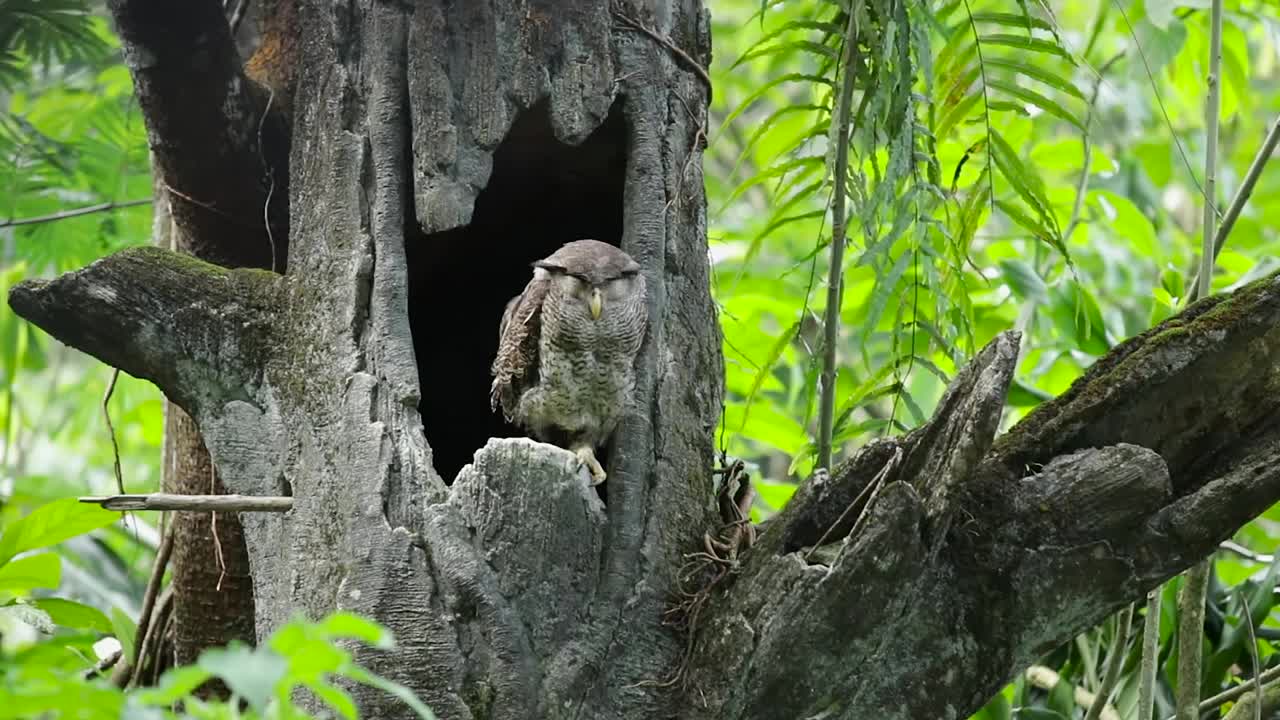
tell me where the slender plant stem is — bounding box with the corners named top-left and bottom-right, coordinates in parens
top-left (1196, 0), bottom-right (1224, 302)
top-left (816, 6), bottom-right (860, 471)
top-left (1177, 5), bottom-right (1224, 717)
top-left (1240, 587), bottom-right (1263, 720)
top-left (1086, 604), bottom-right (1134, 720)
top-left (1186, 111), bottom-right (1280, 303)
top-left (1161, 664), bottom-right (1280, 720)
top-left (1176, 561), bottom-right (1211, 720)
top-left (0, 198), bottom-right (150, 229)
top-left (1138, 588), bottom-right (1164, 720)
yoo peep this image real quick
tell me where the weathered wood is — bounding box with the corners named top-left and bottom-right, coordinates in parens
top-left (80, 493), bottom-right (294, 512)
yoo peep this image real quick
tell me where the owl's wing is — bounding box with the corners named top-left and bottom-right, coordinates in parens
top-left (490, 273), bottom-right (550, 421)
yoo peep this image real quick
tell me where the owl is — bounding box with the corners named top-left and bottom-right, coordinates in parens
top-left (490, 239), bottom-right (648, 484)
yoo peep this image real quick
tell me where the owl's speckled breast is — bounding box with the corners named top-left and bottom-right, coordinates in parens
top-left (517, 286), bottom-right (647, 447)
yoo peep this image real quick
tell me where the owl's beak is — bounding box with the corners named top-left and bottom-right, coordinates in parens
top-left (589, 288), bottom-right (603, 320)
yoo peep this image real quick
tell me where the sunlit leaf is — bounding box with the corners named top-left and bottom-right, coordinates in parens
top-left (31, 597), bottom-right (113, 633)
top-left (0, 498), bottom-right (120, 566)
top-left (0, 552), bottom-right (61, 592)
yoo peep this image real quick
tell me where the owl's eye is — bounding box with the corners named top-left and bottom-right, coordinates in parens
top-left (604, 273), bottom-right (636, 300)
top-left (558, 272), bottom-right (589, 294)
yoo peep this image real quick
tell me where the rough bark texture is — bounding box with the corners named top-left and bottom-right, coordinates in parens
top-left (12, 1), bottom-right (1280, 719)
top-left (108, 0), bottom-right (296, 671)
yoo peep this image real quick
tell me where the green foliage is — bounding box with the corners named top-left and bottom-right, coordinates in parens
top-left (0, 501), bottom-right (435, 719)
top-left (1, 0), bottom-right (160, 637)
top-left (1, 610), bottom-right (437, 720)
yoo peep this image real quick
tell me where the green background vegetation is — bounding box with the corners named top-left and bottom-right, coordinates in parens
top-left (2, 0), bottom-right (1279, 716)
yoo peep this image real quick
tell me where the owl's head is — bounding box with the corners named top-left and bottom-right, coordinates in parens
top-left (534, 239), bottom-right (644, 320)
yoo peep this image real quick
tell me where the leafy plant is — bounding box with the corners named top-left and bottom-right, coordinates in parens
top-left (1, 610), bottom-right (438, 719)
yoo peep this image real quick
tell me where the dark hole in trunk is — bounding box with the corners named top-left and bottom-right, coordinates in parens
top-left (408, 101), bottom-right (627, 484)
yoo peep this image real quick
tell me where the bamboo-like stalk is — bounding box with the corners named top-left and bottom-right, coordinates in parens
top-left (816, 5), bottom-right (861, 471)
top-left (1086, 604), bottom-right (1134, 720)
top-left (1177, 2), bottom-right (1224, 718)
top-left (1137, 588), bottom-right (1164, 720)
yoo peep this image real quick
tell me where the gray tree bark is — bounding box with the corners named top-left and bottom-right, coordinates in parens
top-left (10, 1), bottom-right (1280, 719)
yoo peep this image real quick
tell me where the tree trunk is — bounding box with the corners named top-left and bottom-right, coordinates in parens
top-left (11, 1), bottom-right (1280, 719)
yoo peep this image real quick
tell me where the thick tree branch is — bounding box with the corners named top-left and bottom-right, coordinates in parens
top-left (686, 270), bottom-right (1280, 719)
top-left (7, 246), bottom-right (280, 416)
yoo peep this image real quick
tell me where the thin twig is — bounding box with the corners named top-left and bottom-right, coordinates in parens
top-left (1240, 588), bottom-right (1263, 720)
top-left (1086, 604), bottom-right (1134, 720)
top-left (1160, 664), bottom-right (1280, 720)
top-left (0, 199), bottom-right (150, 229)
top-left (816, 5), bottom-right (860, 472)
top-left (1186, 111), bottom-right (1280, 303)
top-left (1219, 539), bottom-right (1273, 564)
top-left (612, 9), bottom-right (712, 99)
top-left (1111, 0), bottom-right (1211, 211)
top-left (83, 648), bottom-right (122, 680)
top-left (102, 369), bottom-right (126, 495)
top-left (209, 464), bottom-right (228, 592)
top-left (112, 530), bottom-right (173, 688)
top-left (129, 585), bottom-right (173, 689)
top-left (805, 446), bottom-right (902, 561)
top-left (1137, 588), bottom-right (1163, 720)
top-left (257, 88), bottom-right (278, 273)
top-left (81, 493), bottom-right (294, 513)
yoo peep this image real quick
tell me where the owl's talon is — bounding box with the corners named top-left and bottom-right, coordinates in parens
top-left (574, 446), bottom-right (607, 485)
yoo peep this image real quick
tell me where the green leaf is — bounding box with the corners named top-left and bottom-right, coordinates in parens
top-left (964, 11), bottom-right (1055, 33)
top-left (1160, 266), bottom-right (1185, 300)
top-left (995, 200), bottom-right (1053, 247)
top-left (132, 666), bottom-right (214, 706)
top-left (198, 642), bottom-right (288, 710)
top-left (736, 40), bottom-right (839, 67)
top-left (982, 57), bottom-right (1084, 100)
top-left (306, 679), bottom-right (359, 720)
top-left (0, 498), bottom-right (119, 566)
top-left (0, 552), bottom-right (61, 592)
top-left (978, 34), bottom-right (1074, 62)
top-left (740, 321), bottom-right (800, 431)
top-left (1094, 190), bottom-right (1158, 257)
top-left (318, 611), bottom-right (395, 649)
top-left (988, 130), bottom-right (1063, 248)
top-left (1045, 673), bottom-right (1076, 718)
top-left (31, 598), bottom-right (113, 633)
top-left (755, 480), bottom-right (798, 511)
top-left (999, 259), bottom-right (1048, 302)
top-left (733, 18), bottom-right (843, 69)
top-left (1007, 379), bottom-right (1052, 408)
top-left (969, 688), bottom-right (1011, 720)
top-left (1047, 280), bottom-right (1109, 355)
top-left (110, 606), bottom-right (137, 663)
top-left (0, 601), bottom-right (55, 634)
top-left (719, 73), bottom-right (833, 134)
top-left (344, 665), bottom-right (438, 719)
top-left (988, 78), bottom-right (1083, 129)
